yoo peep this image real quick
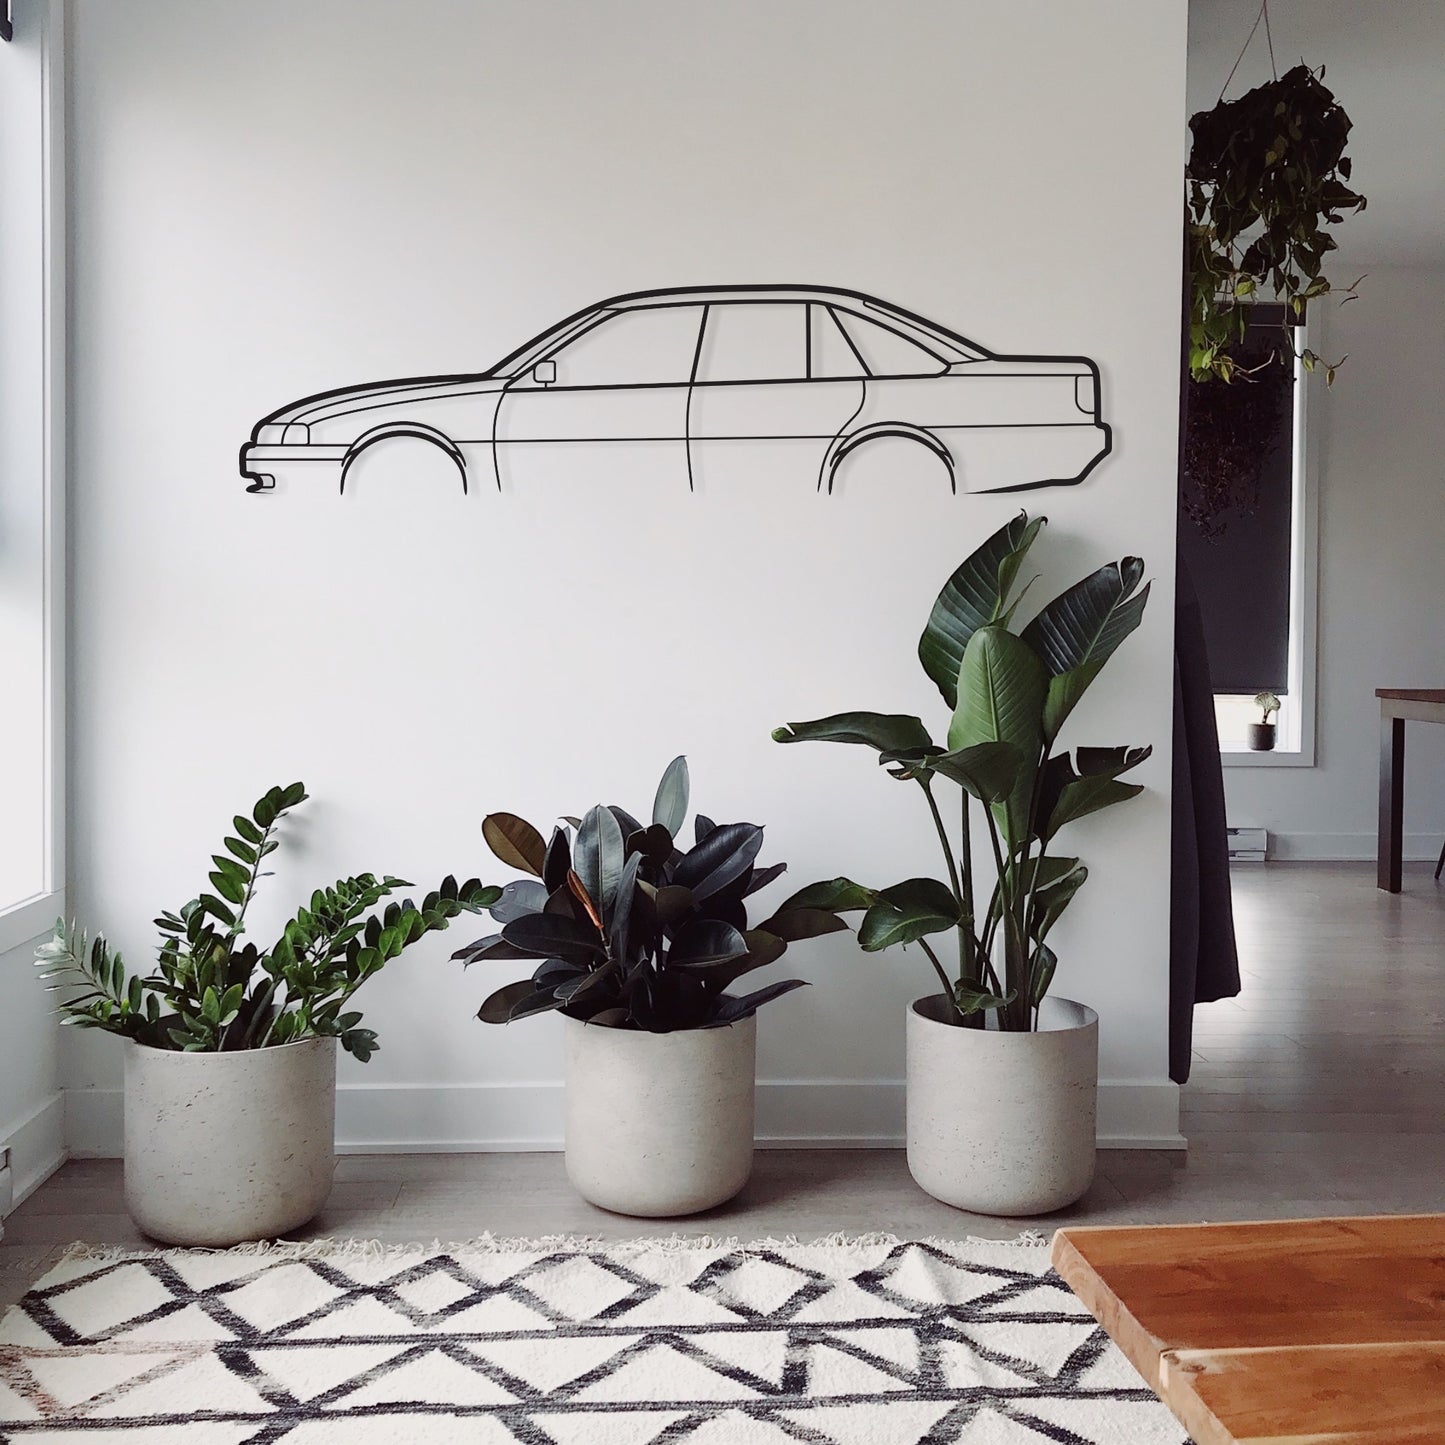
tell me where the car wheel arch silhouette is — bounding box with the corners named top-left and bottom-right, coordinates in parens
top-left (822, 423), bottom-right (956, 496)
top-left (338, 423), bottom-right (469, 496)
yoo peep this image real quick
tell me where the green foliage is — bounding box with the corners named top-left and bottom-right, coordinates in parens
top-left (1187, 63), bottom-right (1365, 384)
top-left (460, 759), bottom-right (850, 1032)
top-left (35, 783), bottom-right (496, 1062)
top-left (773, 513), bottom-right (1151, 1031)
top-left (1254, 690), bottom-right (1281, 722)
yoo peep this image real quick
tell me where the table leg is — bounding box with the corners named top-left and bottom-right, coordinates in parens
top-left (1378, 714), bottom-right (1405, 892)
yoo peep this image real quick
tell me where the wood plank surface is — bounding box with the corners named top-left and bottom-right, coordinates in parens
top-left (1375, 688), bottom-right (1445, 703)
top-left (1162, 1341), bottom-right (1445, 1445)
top-left (1052, 1215), bottom-right (1445, 1445)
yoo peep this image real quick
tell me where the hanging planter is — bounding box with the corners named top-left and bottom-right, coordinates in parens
top-left (1187, 58), bottom-right (1365, 386)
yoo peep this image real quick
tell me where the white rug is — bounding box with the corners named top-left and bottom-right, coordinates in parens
top-left (0, 1234), bottom-right (1192, 1443)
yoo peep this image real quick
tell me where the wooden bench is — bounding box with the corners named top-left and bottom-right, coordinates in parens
top-left (1052, 1215), bottom-right (1445, 1444)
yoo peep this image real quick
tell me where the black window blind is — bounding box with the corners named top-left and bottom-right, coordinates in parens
top-left (1180, 305), bottom-right (1296, 695)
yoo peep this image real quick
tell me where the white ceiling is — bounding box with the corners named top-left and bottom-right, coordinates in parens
top-left (1188, 0), bottom-right (1445, 267)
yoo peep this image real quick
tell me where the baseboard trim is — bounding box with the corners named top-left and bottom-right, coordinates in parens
top-left (64, 1077), bottom-right (1183, 1157)
top-left (1265, 830), bottom-right (1441, 862)
top-left (0, 1093), bottom-right (67, 1216)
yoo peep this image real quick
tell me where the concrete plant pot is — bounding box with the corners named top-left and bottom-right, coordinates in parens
top-left (1247, 722), bottom-right (1277, 751)
top-left (563, 1012), bottom-right (756, 1217)
top-left (124, 1036), bottom-right (337, 1245)
top-left (906, 994), bottom-right (1098, 1216)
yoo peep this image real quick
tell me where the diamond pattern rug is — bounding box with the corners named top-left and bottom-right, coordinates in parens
top-left (0, 1234), bottom-right (1191, 1443)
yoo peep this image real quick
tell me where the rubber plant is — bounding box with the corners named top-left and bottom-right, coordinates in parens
top-left (1187, 60), bottom-right (1365, 384)
top-left (773, 513), bottom-right (1150, 1032)
top-left (35, 782), bottom-right (497, 1061)
top-left (458, 758), bottom-right (850, 1031)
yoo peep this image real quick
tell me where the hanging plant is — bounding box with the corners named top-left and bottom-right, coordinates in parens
top-left (1187, 58), bottom-right (1366, 383)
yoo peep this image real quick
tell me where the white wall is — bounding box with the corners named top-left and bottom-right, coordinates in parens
top-left (1224, 268), bottom-right (1445, 858)
top-left (64, 0), bottom-right (1188, 1152)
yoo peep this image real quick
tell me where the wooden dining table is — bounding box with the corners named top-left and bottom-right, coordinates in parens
top-left (1377, 688), bottom-right (1445, 892)
top-left (1052, 1215), bottom-right (1445, 1445)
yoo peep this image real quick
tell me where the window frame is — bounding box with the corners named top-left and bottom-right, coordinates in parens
top-left (831, 306), bottom-right (950, 378)
top-left (1217, 326), bottom-right (1320, 769)
top-left (0, 0), bottom-right (66, 954)
top-left (692, 300), bottom-right (811, 386)
top-left (518, 302), bottom-right (706, 391)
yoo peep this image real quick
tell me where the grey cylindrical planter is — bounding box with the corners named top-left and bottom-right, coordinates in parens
top-left (906, 994), bottom-right (1098, 1216)
top-left (124, 1036), bottom-right (337, 1245)
top-left (564, 1013), bottom-right (756, 1217)
top-left (1247, 722), bottom-right (1277, 751)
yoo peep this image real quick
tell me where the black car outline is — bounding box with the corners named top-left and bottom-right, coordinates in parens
top-left (239, 285), bottom-right (1113, 497)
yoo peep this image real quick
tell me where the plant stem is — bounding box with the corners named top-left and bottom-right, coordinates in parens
top-left (231, 813), bottom-right (278, 939)
top-left (920, 779), bottom-right (961, 900)
top-left (915, 937), bottom-right (962, 1022)
top-left (919, 778), bottom-right (977, 1028)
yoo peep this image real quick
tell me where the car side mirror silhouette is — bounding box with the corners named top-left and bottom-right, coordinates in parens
top-left (532, 360), bottom-right (557, 387)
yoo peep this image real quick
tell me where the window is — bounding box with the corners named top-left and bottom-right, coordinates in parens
top-left (1179, 305), bottom-right (1317, 764)
top-left (0, 0), bottom-right (65, 948)
top-left (833, 310), bottom-right (947, 377)
top-left (539, 305), bottom-right (704, 388)
top-left (809, 305), bottom-right (866, 379)
top-left (695, 303), bottom-right (807, 383)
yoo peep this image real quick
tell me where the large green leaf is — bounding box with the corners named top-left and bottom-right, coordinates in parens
top-left (700, 928), bottom-right (788, 990)
top-left (706, 978), bottom-right (810, 1025)
top-left (500, 912), bottom-right (604, 965)
top-left (482, 813), bottom-right (548, 877)
top-left (1025, 857), bottom-right (1088, 943)
top-left (669, 917), bottom-right (750, 969)
top-left (1021, 559), bottom-right (1150, 740)
top-left (857, 878), bottom-right (960, 952)
top-left (947, 625), bottom-right (1047, 840)
top-left (1037, 746), bottom-right (1151, 840)
top-left (1045, 777), bottom-right (1144, 839)
top-left (673, 822), bottom-right (764, 903)
top-left (927, 741), bottom-right (1025, 804)
top-left (776, 877), bottom-right (878, 914)
top-left (651, 755), bottom-right (690, 838)
top-left (573, 805), bottom-right (626, 920)
top-left (772, 713), bottom-right (934, 755)
top-left (758, 907), bottom-right (849, 942)
top-left (918, 513), bottom-right (1043, 707)
top-left (478, 979), bottom-right (557, 1024)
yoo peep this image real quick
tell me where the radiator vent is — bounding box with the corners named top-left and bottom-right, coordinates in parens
top-left (1227, 826), bottom-right (1269, 862)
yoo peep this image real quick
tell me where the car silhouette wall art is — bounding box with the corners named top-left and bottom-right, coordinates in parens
top-left (239, 286), bottom-right (1113, 497)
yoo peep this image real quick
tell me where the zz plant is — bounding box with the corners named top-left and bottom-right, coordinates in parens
top-left (36, 782), bottom-right (496, 1061)
top-left (774, 513), bottom-right (1150, 1033)
top-left (459, 758), bottom-right (849, 1031)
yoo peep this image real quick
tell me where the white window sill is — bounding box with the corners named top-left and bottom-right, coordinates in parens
top-left (1219, 747), bottom-right (1314, 769)
top-left (0, 891), bottom-right (64, 957)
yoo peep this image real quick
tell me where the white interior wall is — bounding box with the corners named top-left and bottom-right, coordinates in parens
top-left (62, 0), bottom-right (1189, 1153)
top-left (1224, 267), bottom-right (1445, 858)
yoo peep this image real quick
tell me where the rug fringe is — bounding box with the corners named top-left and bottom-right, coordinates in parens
top-left (59, 1229), bottom-right (1049, 1265)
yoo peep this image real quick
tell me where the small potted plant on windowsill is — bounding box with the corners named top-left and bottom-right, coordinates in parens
top-left (457, 758), bottom-right (849, 1218)
top-left (36, 782), bottom-right (495, 1246)
top-left (1250, 692), bottom-right (1281, 751)
top-left (773, 513), bottom-right (1151, 1216)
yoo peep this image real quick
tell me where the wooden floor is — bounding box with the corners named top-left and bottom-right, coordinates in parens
top-left (3, 862), bottom-right (1442, 1313)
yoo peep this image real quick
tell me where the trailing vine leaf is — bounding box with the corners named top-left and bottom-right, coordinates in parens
top-left (1187, 63), bottom-right (1365, 383)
